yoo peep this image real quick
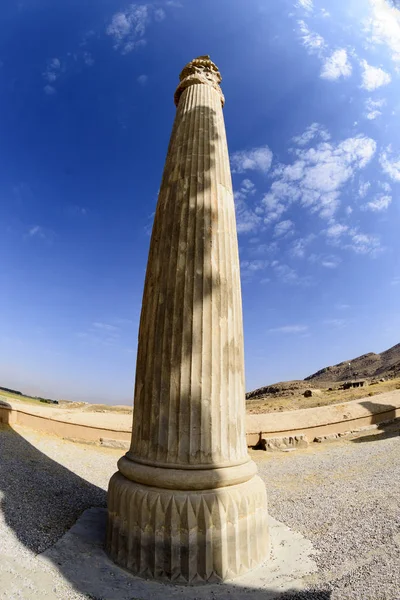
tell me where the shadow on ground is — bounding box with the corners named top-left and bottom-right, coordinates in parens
top-left (0, 401), bottom-right (331, 599)
top-left (350, 401), bottom-right (400, 444)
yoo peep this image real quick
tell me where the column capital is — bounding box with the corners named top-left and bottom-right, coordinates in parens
top-left (174, 55), bottom-right (225, 107)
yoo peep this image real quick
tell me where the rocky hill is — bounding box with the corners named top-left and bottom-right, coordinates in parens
top-left (305, 342), bottom-right (400, 383)
top-left (246, 342), bottom-right (400, 400)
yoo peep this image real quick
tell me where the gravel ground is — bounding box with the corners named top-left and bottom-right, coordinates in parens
top-left (256, 429), bottom-right (400, 599)
top-left (0, 423), bottom-right (399, 599)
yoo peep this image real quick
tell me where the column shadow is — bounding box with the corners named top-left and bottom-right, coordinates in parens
top-left (349, 400), bottom-right (400, 444)
top-left (0, 402), bottom-right (331, 600)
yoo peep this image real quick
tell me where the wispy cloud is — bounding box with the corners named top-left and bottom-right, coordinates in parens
top-left (347, 230), bottom-right (382, 255)
top-left (137, 74), bottom-right (148, 85)
top-left (27, 225), bottom-right (55, 243)
top-left (391, 276), bottom-right (400, 286)
top-left (92, 321), bottom-right (118, 332)
top-left (290, 235), bottom-right (316, 258)
top-left (43, 85), bottom-right (56, 95)
top-left (268, 324), bottom-right (308, 334)
top-left (43, 57), bottom-right (61, 82)
top-left (360, 59), bottom-right (391, 90)
top-left (83, 51), bottom-right (94, 66)
top-left (358, 180), bottom-right (371, 197)
top-left (298, 20), bottom-right (325, 54)
top-left (364, 194), bottom-right (392, 211)
top-left (263, 132), bottom-right (376, 223)
top-left (364, 97), bottom-right (386, 120)
top-left (271, 261), bottom-right (311, 285)
top-left (106, 4), bottom-right (149, 53)
top-left (297, 0), bottom-right (313, 11)
top-left (240, 259), bottom-right (269, 281)
top-left (380, 145), bottom-right (400, 181)
top-left (234, 178), bottom-right (262, 234)
top-left (325, 223), bottom-right (348, 238)
top-left (274, 219), bottom-right (294, 238)
top-left (323, 318), bottom-right (347, 328)
top-left (320, 49), bottom-right (352, 81)
top-left (231, 146), bottom-right (273, 174)
top-left (309, 253), bottom-right (342, 268)
top-left (106, 4), bottom-right (165, 54)
top-left (42, 58), bottom-right (61, 95)
top-left (292, 122), bottom-right (330, 146)
top-left (29, 225), bottom-right (46, 238)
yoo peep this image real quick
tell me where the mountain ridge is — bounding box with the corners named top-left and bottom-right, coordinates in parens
top-left (305, 342), bottom-right (400, 383)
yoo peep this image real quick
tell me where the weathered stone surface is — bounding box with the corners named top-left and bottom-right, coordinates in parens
top-left (106, 56), bottom-right (269, 583)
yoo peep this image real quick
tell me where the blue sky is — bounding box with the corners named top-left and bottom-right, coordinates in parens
top-left (1, 0), bottom-right (399, 403)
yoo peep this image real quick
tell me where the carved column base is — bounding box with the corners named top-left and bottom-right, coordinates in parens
top-left (106, 472), bottom-right (269, 584)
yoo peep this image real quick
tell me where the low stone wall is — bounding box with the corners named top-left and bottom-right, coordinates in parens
top-left (246, 391), bottom-right (400, 447)
top-left (1, 390), bottom-right (400, 450)
top-left (0, 402), bottom-right (131, 448)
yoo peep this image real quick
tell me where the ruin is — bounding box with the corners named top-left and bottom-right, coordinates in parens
top-left (106, 56), bottom-right (269, 584)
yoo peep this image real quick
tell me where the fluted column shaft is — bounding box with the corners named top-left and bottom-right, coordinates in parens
top-left (130, 82), bottom-right (247, 468)
top-left (107, 57), bottom-right (269, 584)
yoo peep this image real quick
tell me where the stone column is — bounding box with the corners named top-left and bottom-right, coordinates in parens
top-left (106, 55), bottom-right (269, 584)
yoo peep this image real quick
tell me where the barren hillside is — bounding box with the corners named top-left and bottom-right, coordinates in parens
top-left (305, 342), bottom-right (400, 383)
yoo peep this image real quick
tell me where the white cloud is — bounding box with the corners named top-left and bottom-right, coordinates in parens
top-left (262, 183), bottom-right (292, 224)
top-left (391, 276), bottom-right (400, 286)
top-left (271, 261), bottom-right (310, 285)
top-left (364, 0), bottom-right (400, 64)
top-left (290, 234), bottom-right (315, 258)
top-left (360, 59), bottom-right (391, 90)
top-left (43, 57), bottom-right (61, 92)
top-left (240, 259), bottom-right (269, 280)
top-left (358, 180), bottom-right (371, 197)
top-left (241, 260), bottom-right (269, 272)
top-left (297, 0), bottom-right (313, 11)
top-left (320, 49), bottom-right (352, 80)
top-left (380, 145), bottom-right (400, 181)
top-left (43, 85), bottom-right (56, 95)
top-left (265, 134), bottom-right (376, 222)
top-left (298, 20), bottom-right (325, 54)
top-left (83, 52), bottom-right (94, 66)
top-left (364, 97), bottom-right (386, 120)
top-left (43, 57), bottom-right (60, 81)
top-left (274, 219), bottom-right (294, 237)
top-left (137, 74), bottom-right (148, 85)
top-left (366, 110), bottom-right (381, 120)
top-left (326, 223), bottom-right (349, 238)
top-left (320, 257), bottom-right (341, 268)
top-left (231, 145), bottom-right (273, 173)
top-left (234, 179), bottom-right (261, 234)
top-left (92, 322), bottom-right (118, 332)
top-left (379, 180), bottom-right (391, 192)
top-left (309, 253), bottom-right (342, 268)
top-left (106, 4), bottom-right (152, 53)
top-left (292, 122), bottom-right (330, 146)
top-left (348, 230), bottom-right (382, 255)
top-left (268, 324), bottom-right (308, 334)
top-left (241, 178), bottom-right (255, 191)
top-left (29, 225), bottom-right (44, 237)
top-left (154, 8), bottom-right (166, 21)
top-left (365, 194), bottom-right (392, 211)
top-left (323, 318), bottom-right (347, 328)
